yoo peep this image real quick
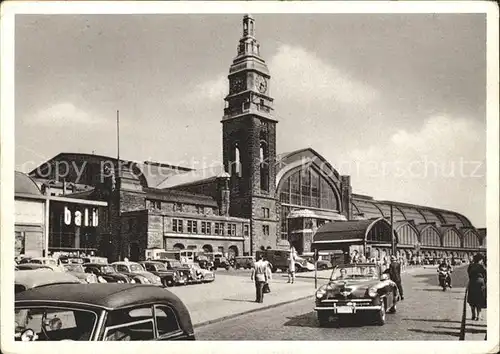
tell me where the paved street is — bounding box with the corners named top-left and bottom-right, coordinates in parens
top-left (195, 265), bottom-right (487, 340)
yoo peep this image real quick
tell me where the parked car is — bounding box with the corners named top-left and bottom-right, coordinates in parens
top-left (81, 256), bottom-right (108, 264)
top-left (314, 263), bottom-right (399, 326)
top-left (83, 263), bottom-right (131, 283)
top-left (302, 255), bottom-right (332, 270)
top-left (23, 257), bottom-right (59, 266)
top-left (213, 254), bottom-right (231, 270)
top-left (185, 262), bottom-right (215, 283)
top-left (234, 256), bottom-right (255, 269)
top-left (155, 259), bottom-right (192, 284)
top-left (15, 283), bottom-right (195, 341)
top-left (16, 263), bottom-right (62, 272)
top-left (195, 254), bottom-right (214, 270)
top-left (256, 249), bottom-right (315, 273)
top-left (15, 269), bottom-right (81, 294)
top-left (61, 263), bottom-right (101, 284)
top-left (139, 261), bottom-right (183, 287)
top-left (111, 261), bottom-right (162, 286)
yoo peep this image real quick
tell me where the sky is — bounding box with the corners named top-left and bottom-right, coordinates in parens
top-left (15, 13), bottom-right (487, 227)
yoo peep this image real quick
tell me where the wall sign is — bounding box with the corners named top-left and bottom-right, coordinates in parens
top-left (64, 206), bottom-right (99, 227)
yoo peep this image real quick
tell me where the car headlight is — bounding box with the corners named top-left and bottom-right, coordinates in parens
top-left (368, 287), bottom-right (378, 298)
top-left (85, 275), bottom-right (95, 283)
top-left (316, 285), bottom-right (328, 299)
top-left (154, 276), bottom-right (161, 283)
top-left (142, 277), bottom-right (150, 284)
top-left (97, 276), bottom-right (107, 283)
top-left (117, 280), bottom-right (124, 283)
top-left (130, 279), bottom-right (136, 284)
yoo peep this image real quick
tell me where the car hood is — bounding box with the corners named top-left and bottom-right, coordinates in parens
top-left (65, 272), bottom-right (88, 280)
top-left (325, 278), bottom-right (381, 297)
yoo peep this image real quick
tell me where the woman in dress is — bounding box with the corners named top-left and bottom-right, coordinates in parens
top-left (467, 253), bottom-right (487, 320)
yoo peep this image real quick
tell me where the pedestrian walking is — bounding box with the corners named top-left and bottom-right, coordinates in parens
top-left (467, 253), bottom-right (487, 320)
top-left (251, 254), bottom-right (268, 303)
top-left (388, 255), bottom-right (404, 300)
top-left (287, 246), bottom-right (297, 284)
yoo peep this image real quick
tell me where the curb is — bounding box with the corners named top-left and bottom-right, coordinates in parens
top-left (193, 294), bottom-right (314, 329)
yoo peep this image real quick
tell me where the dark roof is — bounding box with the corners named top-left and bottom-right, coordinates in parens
top-left (144, 188), bottom-right (218, 207)
top-left (16, 284), bottom-right (186, 311)
top-left (313, 220), bottom-right (376, 243)
top-left (15, 171), bottom-right (42, 195)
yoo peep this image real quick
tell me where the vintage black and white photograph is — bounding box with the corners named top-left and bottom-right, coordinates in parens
top-left (1, 1), bottom-right (498, 352)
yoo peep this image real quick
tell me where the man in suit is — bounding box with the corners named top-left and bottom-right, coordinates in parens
top-left (251, 254), bottom-right (268, 303)
top-left (388, 255), bottom-right (404, 300)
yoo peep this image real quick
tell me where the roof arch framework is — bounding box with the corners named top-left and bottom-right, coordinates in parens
top-left (395, 221), bottom-right (419, 246)
top-left (462, 228), bottom-right (481, 248)
top-left (418, 224), bottom-right (442, 247)
top-left (440, 227), bottom-right (463, 248)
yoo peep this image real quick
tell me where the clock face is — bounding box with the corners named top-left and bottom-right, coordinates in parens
top-left (256, 76), bottom-right (267, 93)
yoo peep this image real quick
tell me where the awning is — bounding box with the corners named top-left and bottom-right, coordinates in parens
top-left (312, 219), bottom-right (375, 245)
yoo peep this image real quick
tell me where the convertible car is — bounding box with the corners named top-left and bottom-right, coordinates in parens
top-left (314, 263), bottom-right (399, 326)
top-left (15, 283), bottom-right (195, 341)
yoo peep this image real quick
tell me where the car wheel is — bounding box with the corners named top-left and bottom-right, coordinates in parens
top-left (375, 301), bottom-right (386, 325)
top-left (317, 312), bottom-right (331, 327)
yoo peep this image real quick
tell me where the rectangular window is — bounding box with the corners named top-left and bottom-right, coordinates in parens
top-left (227, 223), bottom-right (232, 235)
top-left (281, 206), bottom-right (289, 240)
top-left (214, 223), bottom-right (220, 235)
top-left (232, 224), bottom-right (236, 236)
top-left (201, 222), bottom-right (206, 234)
top-left (243, 224), bottom-right (249, 237)
top-left (262, 207), bottom-right (270, 218)
top-left (187, 220), bottom-right (197, 233)
top-left (172, 219), bottom-right (183, 233)
top-left (290, 172), bottom-right (301, 205)
top-left (263, 225), bottom-right (270, 236)
top-left (206, 222), bottom-right (211, 234)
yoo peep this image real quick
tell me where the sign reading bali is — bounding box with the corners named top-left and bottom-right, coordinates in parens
top-left (64, 206), bottom-right (99, 227)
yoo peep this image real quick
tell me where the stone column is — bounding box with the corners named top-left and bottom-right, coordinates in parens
top-left (340, 175), bottom-right (352, 220)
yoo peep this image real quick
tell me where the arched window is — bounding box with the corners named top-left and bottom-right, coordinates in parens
top-left (442, 229), bottom-right (461, 248)
top-left (173, 243), bottom-right (185, 250)
top-left (420, 227), bottom-right (441, 247)
top-left (396, 223), bottom-right (419, 246)
top-left (463, 230), bottom-right (480, 248)
top-left (278, 167), bottom-right (338, 211)
top-left (233, 144), bottom-right (241, 177)
top-left (260, 141), bottom-right (269, 191)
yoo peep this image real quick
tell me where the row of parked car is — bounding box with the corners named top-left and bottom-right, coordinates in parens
top-left (15, 255), bottom-right (215, 287)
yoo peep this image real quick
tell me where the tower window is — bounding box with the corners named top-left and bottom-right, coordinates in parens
top-left (233, 144), bottom-right (241, 177)
top-left (260, 141), bottom-right (269, 191)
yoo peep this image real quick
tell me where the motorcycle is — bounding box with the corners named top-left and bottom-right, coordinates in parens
top-left (438, 269), bottom-right (451, 291)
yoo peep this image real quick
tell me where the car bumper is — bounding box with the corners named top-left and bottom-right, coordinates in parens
top-left (314, 305), bottom-right (382, 313)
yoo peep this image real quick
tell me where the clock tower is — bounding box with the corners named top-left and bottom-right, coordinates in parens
top-left (222, 14), bottom-right (278, 256)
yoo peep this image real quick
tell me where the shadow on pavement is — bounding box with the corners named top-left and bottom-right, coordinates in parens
top-left (223, 298), bottom-right (256, 303)
top-left (434, 325), bottom-right (487, 334)
top-left (408, 328), bottom-right (460, 337)
top-left (412, 288), bottom-right (451, 292)
top-left (284, 312), bottom-right (376, 328)
top-left (403, 318), bottom-right (462, 324)
top-left (283, 312), bottom-right (318, 328)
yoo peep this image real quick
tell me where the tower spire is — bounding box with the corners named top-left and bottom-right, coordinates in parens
top-left (238, 14), bottom-right (260, 57)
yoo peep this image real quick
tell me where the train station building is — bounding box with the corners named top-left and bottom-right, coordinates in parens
top-left (23, 15), bottom-right (486, 261)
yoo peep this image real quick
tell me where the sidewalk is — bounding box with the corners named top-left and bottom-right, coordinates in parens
top-left (168, 274), bottom-right (316, 327)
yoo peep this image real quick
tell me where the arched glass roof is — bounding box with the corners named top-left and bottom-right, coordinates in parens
top-left (15, 171), bottom-right (42, 195)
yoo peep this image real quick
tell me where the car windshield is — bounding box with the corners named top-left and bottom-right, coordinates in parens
top-left (129, 264), bottom-right (144, 272)
top-left (101, 266), bottom-right (116, 274)
top-left (170, 261), bottom-right (182, 268)
top-left (63, 264), bottom-right (85, 273)
top-left (15, 306), bottom-right (98, 341)
top-left (330, 265), bottom-right (379, 281)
